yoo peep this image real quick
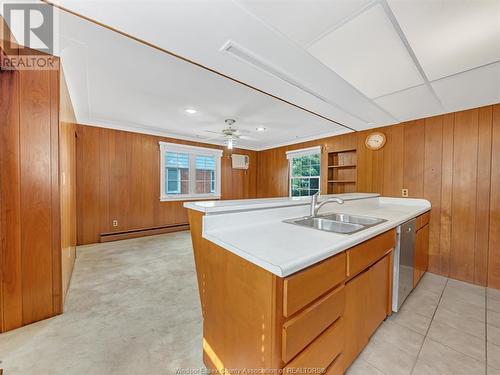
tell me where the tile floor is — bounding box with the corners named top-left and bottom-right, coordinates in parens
top-left (0, 231), bottom-right (498, 375)
top-left (348, 271), bottom-right (499, 375)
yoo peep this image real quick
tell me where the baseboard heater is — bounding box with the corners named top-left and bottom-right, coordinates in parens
top-left (100, 223), bottom-right (190, 243)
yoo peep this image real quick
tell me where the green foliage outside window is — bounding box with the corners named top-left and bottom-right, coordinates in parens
top-left (290, 153), bottom-right (320, 197)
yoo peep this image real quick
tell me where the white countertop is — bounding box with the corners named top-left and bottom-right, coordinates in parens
top-left (187, 195), bottom-right (430, 277)
top-left (184, 193), bottom-right (380, 214)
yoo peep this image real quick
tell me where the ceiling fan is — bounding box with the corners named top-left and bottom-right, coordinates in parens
top-left (203, 119), bottom-right (251, 149)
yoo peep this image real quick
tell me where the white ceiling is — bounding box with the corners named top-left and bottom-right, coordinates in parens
top-left (4, 0), bottom-right (500, 149)
top-left (307, 3), bottom-right (424, 98)
top-left (54, 9), bottom-right (350, 151)
top-left (388, 0), bottom-right (500, 81)
top-left (236, 0), bottom-right (374, 48)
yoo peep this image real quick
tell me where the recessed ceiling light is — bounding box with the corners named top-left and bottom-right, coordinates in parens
top-left (184, 108), bottom-right (197, 114)
top-left (256, 126), bottom-right (266, 132)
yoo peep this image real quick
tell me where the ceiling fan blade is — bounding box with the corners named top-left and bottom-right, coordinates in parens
top-left (203, 130), bottom-right (224, 135)
top-left (235, 128), bottom-right (251, 134)
top-left (239, 135), bottom-right (256, 141)
top-left (201, 136), bottom-right (224, 142)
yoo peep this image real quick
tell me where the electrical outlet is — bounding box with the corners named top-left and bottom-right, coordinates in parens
top-left (402, 189), bottom-right (409, 197)
top-left (112, 219), bottom-right (118, 227)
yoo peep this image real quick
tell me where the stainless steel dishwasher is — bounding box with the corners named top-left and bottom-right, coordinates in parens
top-left (392, 218), bottom-right (416, 312)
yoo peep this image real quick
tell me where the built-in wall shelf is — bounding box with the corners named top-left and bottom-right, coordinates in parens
top-left (327, 149), bottom-right (357, 194)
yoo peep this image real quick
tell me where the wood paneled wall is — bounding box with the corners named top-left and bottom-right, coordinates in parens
top-left (0, 44), bottom-right (22, 333)
top-left (0, 54), bottom-right (65, 331)
top-left (59, 68), bottom-right (77, 302)
top-left (1, 15), bottom-right (77, 331)
top-left (256, 104), bottom-right (500, 289)
top-left (489, 107), bottom-right (500, 288)
top-left (257, 132), bottom-right (362, 198)
top-left (76, 125), bottom-right (257, 245)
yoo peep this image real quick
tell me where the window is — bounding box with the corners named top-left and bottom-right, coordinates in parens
top-left (286, 146), bottom-right (321, 197)
top-left (160, 142), bottom-right (222, 201)
top-left (165, 152), bottom-right (189, 194)
top-left (195, 155), bottom-right (216, 194)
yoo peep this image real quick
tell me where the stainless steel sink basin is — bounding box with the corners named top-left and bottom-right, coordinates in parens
top-left (284, 217), bottom-right (365, 234)
top-left (320, 213), bottom-right (386, 226)
top-left (283, 213), bottom-right (386, 234)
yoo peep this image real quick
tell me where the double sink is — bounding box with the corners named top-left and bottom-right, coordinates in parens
top-left (283, 213), bottom-right (387, 234)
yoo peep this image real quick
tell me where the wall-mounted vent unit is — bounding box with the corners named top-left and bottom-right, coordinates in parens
top-left (220, 40), bottom-right (329, 104)
top-left (231, 154), bottom-right (249, 170)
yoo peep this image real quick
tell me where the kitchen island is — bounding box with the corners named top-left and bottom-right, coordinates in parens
top-left (185, 194), bottom-right (430, 374)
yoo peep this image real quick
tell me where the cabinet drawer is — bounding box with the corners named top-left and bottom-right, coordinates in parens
top-left (325, 354), bottom-right (344, 375)
top-left (284, 252), bottom-right (346, 317)
top-left (284, 317), bottom-right (344, 370)
top-left (416, 211), bottom-right (430, 230)
top-left (346, 230), bottom-right (395, 278)
top-left (282, 285), bottom-right (345, 363)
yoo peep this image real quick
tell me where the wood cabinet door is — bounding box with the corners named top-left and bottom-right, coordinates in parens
top-left (344, 269), bottom-right (370, 368)
top-left (366, 255), bottom-right (390, 338)
top-left (344, 254), bottom-right (391, 369)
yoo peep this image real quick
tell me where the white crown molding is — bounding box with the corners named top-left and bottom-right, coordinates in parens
top-left (77, 118), bottom-right (238, 147)
top-left (77, 118), bottom-right (354, 152)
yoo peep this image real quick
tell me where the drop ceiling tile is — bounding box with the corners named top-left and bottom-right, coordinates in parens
top-left (431, 62), bottom-right (500, 113)
top-left (374, 84), bottom-right (443, 122)
top-left (235, 0), bottom-right (373, 47)
top-left (388, 0), bottom-right (500, 81)
top-left (307, 4), bottom-right (423, 99)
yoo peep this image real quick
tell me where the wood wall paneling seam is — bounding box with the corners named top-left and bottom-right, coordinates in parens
top-left (474, 106), bottom-right (492, 286)
top-left (488, 104), bottom-right (500, 288)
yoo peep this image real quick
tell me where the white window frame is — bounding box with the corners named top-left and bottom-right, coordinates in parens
top-left (286, 146), bottom-right (321, 197)
top-left (160, 142), bottom-right (222, 201)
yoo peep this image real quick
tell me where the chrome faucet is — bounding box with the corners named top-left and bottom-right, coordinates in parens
top-left (310, 192), bottom-right (344, 217)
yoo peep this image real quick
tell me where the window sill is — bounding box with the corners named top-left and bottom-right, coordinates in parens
top-left (160, 195), bottom-right (221, 202)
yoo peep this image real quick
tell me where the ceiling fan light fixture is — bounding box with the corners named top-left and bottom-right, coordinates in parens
top-left (184, 108), bottom-right (197, 114)
top-left (226, 138), bottom-right (234, 150)
top-left (256, 126), bottom-right (266, 132)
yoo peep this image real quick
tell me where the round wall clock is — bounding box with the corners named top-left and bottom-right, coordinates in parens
top-left (365, 132), bottom-right (386, 151)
